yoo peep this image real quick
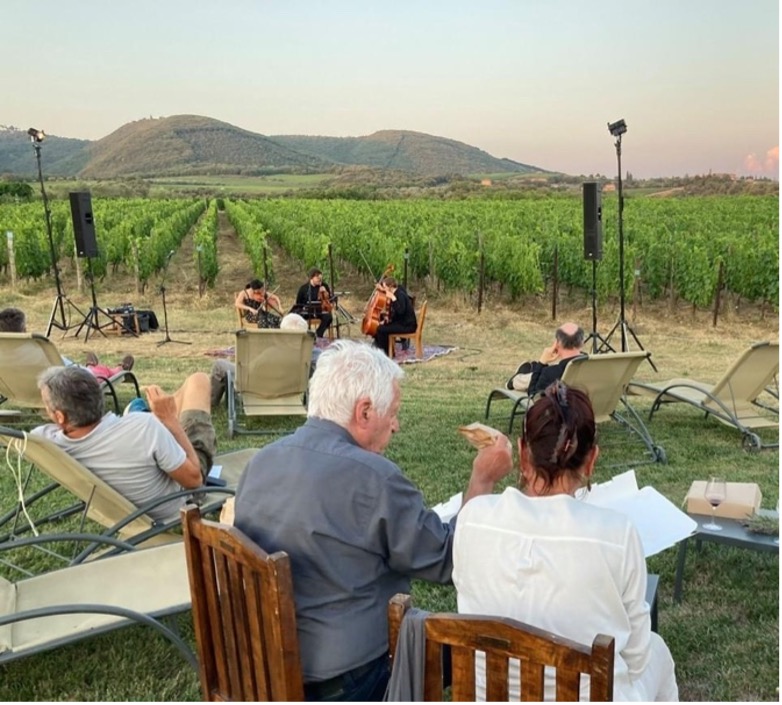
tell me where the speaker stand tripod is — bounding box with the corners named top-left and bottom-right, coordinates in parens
top-left (584, 261), bottom-right (613, 354)
top-left (73, 258), bottom-right (136, 341)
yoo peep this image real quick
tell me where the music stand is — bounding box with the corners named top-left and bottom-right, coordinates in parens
top-left (157, 251), bottom-right (190, 347)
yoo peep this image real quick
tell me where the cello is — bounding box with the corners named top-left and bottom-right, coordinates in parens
top-left (361, 263), bottom-right (395, 336)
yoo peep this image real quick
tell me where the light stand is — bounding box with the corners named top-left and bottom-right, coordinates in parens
top-left (157, 250), bottom-right (190, 347)
top-left (28, 128), bottom-right (88, 337)
top-left (600, 119), bottom-right (657, 371)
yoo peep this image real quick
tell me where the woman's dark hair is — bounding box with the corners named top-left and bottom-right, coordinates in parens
top-left (522, 382), bottom-right (596, 491)
top-left (247, 279), bottom-right (264, 290)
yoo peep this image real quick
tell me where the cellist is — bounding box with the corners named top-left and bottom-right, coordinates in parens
top-left (371, 276), bottom-right (416, 356)
top-left (293, 267), bottom-right (333, 338)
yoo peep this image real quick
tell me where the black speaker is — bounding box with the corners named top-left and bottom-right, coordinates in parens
top-left (583, 182), bottom-right (603, 261)
top-left (69, 191), bottom-right (99, 258)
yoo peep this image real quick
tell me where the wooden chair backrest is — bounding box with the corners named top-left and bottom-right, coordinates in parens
top-left (388, 593), bottom-right (614, 702)
top-left (416, 300), bottom-right (428, 333)
top-left (181, 505), bottom-right (304, 702)
top-left (234, 293), bottom-right (247, 329)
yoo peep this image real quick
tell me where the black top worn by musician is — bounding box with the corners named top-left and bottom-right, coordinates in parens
top-left (295, 281), bottom-right (333, 338)
top-left (374, 285), bottom-right (417, 356)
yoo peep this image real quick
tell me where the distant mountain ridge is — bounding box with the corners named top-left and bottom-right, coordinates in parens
top-left (0, 115), bottom-right (546, 178)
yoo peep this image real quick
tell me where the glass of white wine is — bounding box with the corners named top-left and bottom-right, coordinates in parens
top-left (703, 477), bottom-right (727, 531)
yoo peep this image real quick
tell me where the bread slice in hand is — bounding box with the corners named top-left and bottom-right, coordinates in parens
top-left (458, 422), bottom-right (504, 450)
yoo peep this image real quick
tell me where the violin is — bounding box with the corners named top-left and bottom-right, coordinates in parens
top-left (318, 286), bottom-right (333, 313)
top-left (361, 264), bottom-right (395, 336)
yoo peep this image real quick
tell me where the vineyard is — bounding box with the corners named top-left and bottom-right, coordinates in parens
top-left (0, 194), bottom-right (777, 310)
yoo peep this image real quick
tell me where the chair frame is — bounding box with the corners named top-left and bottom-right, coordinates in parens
top-left (0, 332), bottom-right (140, 417)
top-left (389, 300), bottom-right (428, 359)
top-left (387, 593), bottom-right (615, 702)
top-left (628, 341), bottom-right (779, 451)
top-left (0, 425), bottom-right (254, 557)
top-left (0, 533), bottom-right (197, 670)
top-left (486, 351), bottom-right (665, 466)
top-left (181, 505), bottom-right (305, 701)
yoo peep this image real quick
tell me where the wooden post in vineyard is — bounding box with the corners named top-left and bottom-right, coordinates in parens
top-left (632, 258), bottom-right (642, 321)
top-left (6, 231), bottom-right (15, 289)
top-left (477, 232), bottom-right (485, 314)
top-left (712, 259), bottom-right (724, 328)
top-left (551, 245), bottom-right (559, 320)
top-left (132, 240), bottom-right (141, 295)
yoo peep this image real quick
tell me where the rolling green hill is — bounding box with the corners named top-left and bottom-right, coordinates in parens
top-left (0, 115), bottom-right (546, 179)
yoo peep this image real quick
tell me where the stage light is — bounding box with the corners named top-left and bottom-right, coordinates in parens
top-left (27, 127), bottom-right (46, 143)
top-left (607, 119), bottom-right (627, 138)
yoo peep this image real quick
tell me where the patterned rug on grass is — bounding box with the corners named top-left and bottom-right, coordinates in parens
top-left (205, 340), bottom-right (456, 364)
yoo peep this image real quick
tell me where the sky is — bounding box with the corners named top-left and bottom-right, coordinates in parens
top-left (2, 0), bottom-right (778, 179)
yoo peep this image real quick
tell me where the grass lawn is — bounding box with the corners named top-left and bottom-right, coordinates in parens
top-left (0, 219), bottom-right (777, 701)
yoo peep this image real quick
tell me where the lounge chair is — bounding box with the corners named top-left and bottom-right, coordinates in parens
top-left (0, 425), bottom-right (256, 553)
top-left (0, 332), bottom-right (140, 417)
top-left (0, 533), bottom-right (197, 670)
top-left (627, 341), bottom-right (779, 451)
top-left (486, 351), bottom-right (665, 465)
top-left (226, 328), bottom-right (316, 437)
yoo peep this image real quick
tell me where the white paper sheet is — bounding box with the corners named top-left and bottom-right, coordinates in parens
top-left (433, 492), bottom-right (463, 522)
top-left (433, 471), bottom-right (696, 556)
top-left (583, 470), bottom-right (697, 557)
top-left (208, 464), bottom-right (223, 479)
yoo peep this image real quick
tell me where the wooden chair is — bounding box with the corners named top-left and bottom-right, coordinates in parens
top-left (235, 292), bottom-right (248, 329)
top-left (389, 300), bottom-right (428, 359)
top-left (387, 593), bottom-right (615, 702)
top-left (181, 505), bottom-right (305, 702)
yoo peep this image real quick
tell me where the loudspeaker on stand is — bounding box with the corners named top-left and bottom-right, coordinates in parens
top-left (582, 182), bottom-right (603, 261)
top-left (69, 191), bottom-right (99, 258)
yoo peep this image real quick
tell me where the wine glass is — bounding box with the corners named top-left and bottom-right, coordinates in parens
top-left (703, 477), bottom-right (727, 531)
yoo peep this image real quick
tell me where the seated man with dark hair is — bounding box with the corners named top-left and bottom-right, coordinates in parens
top-left (32, 366), bottom-right (217, 522)
top-left (528, 322), bottom-right (585, 396)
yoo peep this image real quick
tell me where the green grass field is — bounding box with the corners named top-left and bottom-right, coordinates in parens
top-left (0, 227), bottom-right (777, 701)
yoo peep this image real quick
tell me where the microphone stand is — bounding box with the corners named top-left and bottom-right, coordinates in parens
top-left (157, 251), bottom-right (190, 347)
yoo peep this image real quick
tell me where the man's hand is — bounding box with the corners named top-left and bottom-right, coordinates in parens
top-left (144, 385), bottom-right (178, 425)
top-left (539, 344), bottom-right (559, 365)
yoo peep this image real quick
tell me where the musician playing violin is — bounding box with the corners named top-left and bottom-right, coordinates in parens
top-left (294, 267), bottom-right (333, 339)
top-left (372, 276), bottom-right (416, 356)
top-left (236, 279), bottom-right (283, 327)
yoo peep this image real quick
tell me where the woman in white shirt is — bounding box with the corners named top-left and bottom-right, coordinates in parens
top-left (453, 381), bottom-right (678, 701)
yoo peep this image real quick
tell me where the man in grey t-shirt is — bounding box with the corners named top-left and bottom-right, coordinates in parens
top-left (235, 340), bottom-right (513, 701)
top-left (33, 365), bottom-right (216, 522)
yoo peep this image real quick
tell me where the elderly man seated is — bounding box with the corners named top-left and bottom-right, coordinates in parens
top-left (32, 366), bottom-right (216, 522)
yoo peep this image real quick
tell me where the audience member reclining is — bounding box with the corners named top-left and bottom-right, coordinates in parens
top-left (32, 366), bottom-right (217, 523)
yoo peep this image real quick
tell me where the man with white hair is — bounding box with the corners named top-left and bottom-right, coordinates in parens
top-left (234, 340), bottom-right (513, 701)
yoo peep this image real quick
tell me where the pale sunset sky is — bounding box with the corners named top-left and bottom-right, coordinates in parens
top-left (2, 0), bottom-right (778, 179)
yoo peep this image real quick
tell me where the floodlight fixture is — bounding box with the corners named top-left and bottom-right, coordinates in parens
top-left (607, 119), bottom-right (627, 138)
top-left (27, 127), bottom-right (46, 143)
